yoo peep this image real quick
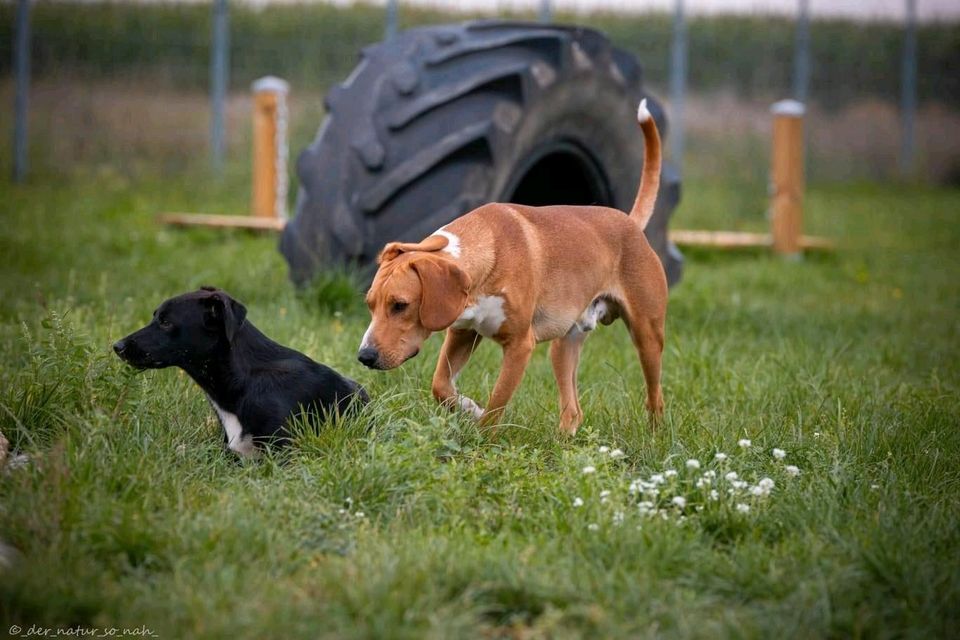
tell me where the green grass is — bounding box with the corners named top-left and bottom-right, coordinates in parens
top-left (0, 169), bottom-right (958, 638)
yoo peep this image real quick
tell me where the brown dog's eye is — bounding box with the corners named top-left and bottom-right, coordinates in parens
top-left (390, 301), bottom-right (409, 315)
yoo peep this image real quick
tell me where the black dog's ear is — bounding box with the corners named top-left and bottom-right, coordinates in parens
top-left (202, 291), bottom-right (248, 342)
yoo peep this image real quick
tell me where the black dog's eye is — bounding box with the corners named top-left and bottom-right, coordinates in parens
top-left (390, 301), bottom-right (409, 315)
top-left (157, 316), bottom-right (173, 330)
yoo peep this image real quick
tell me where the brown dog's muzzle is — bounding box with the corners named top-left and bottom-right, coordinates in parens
top-left (357, 345), bottom-right (420, 370)
top-left (357, 346), bottom-right (381, 369)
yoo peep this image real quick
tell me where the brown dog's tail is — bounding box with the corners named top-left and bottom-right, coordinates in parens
top-left (628, 99), bottom-right (662, 230)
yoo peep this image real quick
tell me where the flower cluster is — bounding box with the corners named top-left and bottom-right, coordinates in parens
top-left (337, 497), bottom-right (366, 520)
top-left (574, 443), bottom-right (802, 529)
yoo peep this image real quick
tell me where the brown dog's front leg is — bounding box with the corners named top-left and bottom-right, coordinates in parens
top-left (478, 330), bottom-right (536, 428)
top-left (432, 328), bottom-right (483, 416)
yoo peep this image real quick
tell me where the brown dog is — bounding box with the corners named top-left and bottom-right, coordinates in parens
top-left (358, 100), bottom-right (666, 435)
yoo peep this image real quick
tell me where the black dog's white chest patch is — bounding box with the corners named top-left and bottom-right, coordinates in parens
top-left (209, 398), bottom-right (257, 458)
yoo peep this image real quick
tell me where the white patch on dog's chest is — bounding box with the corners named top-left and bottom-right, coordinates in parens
top-left (451, 295), bottom-right (506, 338)
top-left (209, 399), bottom-right (257, 458)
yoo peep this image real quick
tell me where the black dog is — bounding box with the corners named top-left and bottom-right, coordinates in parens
top-left (113, 287), bottom-right (368, 457)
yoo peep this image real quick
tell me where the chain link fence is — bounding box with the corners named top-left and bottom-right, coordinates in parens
top-left (3, 0), bottom-right (958, 193)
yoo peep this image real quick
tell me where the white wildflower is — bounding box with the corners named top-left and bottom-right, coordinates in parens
top-left (738, 438), bottom-right (752, 448)
top-left (599, 490), bottom-right (611, 503)
top-left (582, 465), bottom-right (596, 475)
top-left (612, 511), bottom-right (625, 525)
top-left (785, 465), bottom-right (800, 477)
top-left (814, 431), bottom-right (821, 439)
top-left (870, 483), bottom-right (880, 490)
top-left (664, 469), bottom-right (678, 479)
top-left (732, 480), bottom-right (748, 490)
top-left (772, 448), bottom-right (786, 460)
top-left (609, 448), bottom-right (625, 459)
top-left (587, 523), bottom-right (599, 531)
top-left (650, 473), bottom-right (665, 485)
top-left (709, 490), bottom-right (719, 501)
top-left (736, 503), bottom-right (750, 514)
top-left (715, 452), bottom-right (728, 462)
top-left (758, 477), bottom-right (775, 491)
top-left (750, 486), bottom-right (765, 497)
top-left (696, 477), bottom-right (711, 489)
top-left (703, 470), bottom-right (717, 480)
top-left (671, 496), bottom-right (687, 508)
top-left (354, 511), bottom-right (366, 518)
top-left (686, 459), bottom-right (701, 470)
top-left (637, 501), bottom-right (655, 511)
top-left (725, 471), bottom-right (739, 482)
top-left (598, 446), bottom-right (610, 454)
top-left (573, 497), bottom-right (584, 507)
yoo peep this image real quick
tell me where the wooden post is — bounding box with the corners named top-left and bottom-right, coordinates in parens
top-left (252, 76), bottom-right (289, 220)
top-left (770, 100), bottom-right (805, 257)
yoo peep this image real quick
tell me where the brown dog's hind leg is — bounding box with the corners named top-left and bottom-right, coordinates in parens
top-left (478, 330), bottom-right (536, 429)
top-left (550, 330), bottom-right (588, 435)
top-left (432, 329), bottom-right (483, 415)
top-left (622, 310), bottom-right (665, 420)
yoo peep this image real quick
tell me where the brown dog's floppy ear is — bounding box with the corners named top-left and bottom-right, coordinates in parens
top-left (412, 255), bottom-right (471, 331)
top-left (378, 235), bottom-right (449, 264)
top-left (202, 290), bottom-right (248, 342)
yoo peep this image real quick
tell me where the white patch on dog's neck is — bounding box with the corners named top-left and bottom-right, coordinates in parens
top-left (433, 228), bottom-right (461, 258)
top-left (451, 295), bottom-right (506, 338)
top-left (209, 398), bottom-right (257, 458)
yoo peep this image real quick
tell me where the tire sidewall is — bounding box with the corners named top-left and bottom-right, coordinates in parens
top-left (491, 73), bottom-right (644, 211)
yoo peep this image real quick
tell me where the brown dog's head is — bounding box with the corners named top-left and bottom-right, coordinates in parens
top-left (358, 236), bottom-right (471, 370)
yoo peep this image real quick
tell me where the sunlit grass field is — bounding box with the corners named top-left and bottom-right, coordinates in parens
top-left (0, 170), bottom-right (958, 638)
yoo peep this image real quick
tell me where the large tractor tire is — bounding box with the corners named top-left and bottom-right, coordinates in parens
top-left (281, 20), bottom-right (683, 286)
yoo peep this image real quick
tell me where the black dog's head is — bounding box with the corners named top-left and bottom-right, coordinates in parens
top-left (113, 287), bottom-right (247, 369)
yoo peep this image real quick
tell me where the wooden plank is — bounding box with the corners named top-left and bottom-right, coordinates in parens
top-left (670, 229), bottom-right (833, 250)
top-left (670, 230), bottom-right (771, 247)
top-left (157, 213), bottom-right (286, 231)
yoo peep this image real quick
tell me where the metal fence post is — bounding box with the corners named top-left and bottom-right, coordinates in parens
top-left (13, 0), bottom-right (31, 183)
top-left (385, 0), bottom-right (399, 40)
top-left (900, 0), bottom-right (917, 176)
top-left (793, 0), bottom-right (810, 103)
top-left (539, 0), bottom-right (552, 23)
top-left (669, 0), bottom-right (687, 170)
top-left (211, 0), bottom-right (229, 172)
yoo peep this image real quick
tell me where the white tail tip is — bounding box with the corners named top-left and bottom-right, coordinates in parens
top-left (637, 98), bottom-right (651, 123)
